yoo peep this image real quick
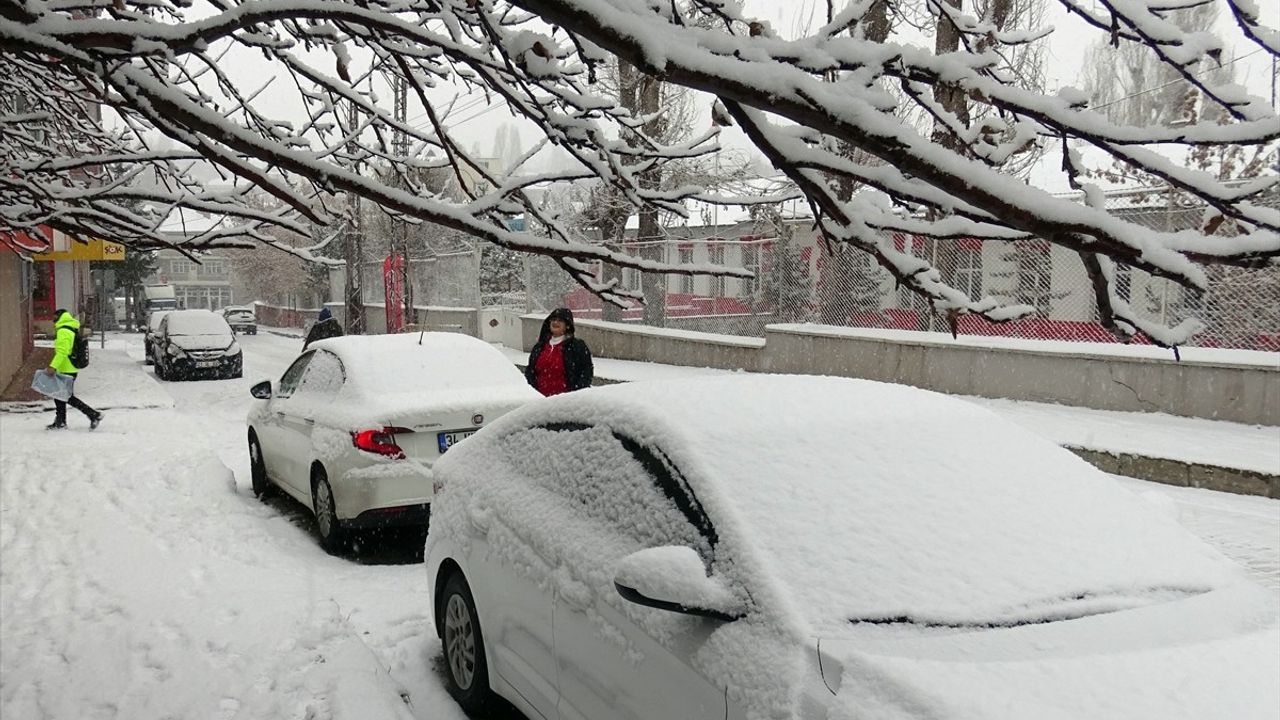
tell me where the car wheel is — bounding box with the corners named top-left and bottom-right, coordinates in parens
top-left (248, 432), bottom-right (272, 498)
top-left (440, 572), bottom-right (500, 714)
top-left (311, 467), bottom-right (345, 554)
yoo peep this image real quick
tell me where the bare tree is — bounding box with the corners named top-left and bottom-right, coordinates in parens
top-left (2, 0), bottom-right (1277, 346)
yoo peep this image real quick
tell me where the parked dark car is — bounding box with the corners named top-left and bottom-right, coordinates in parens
top-left (154, 310), bottom-right (243, 381)
top-left (143, 309), bottom-right (172, 366)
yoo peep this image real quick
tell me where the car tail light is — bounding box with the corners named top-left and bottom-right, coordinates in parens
top-left (352, 427), bottom-right (412, 459)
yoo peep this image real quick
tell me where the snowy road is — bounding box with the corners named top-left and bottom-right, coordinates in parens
top-left (1, 329), bottom-right (1276, 720)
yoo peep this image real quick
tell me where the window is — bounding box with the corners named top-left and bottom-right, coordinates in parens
top-left (622, 267), bottom-right (640, 292)
top-left (294, 350), bottom-right (345, 397)
top-left (498, 424), bottom-right (712, 559)
top-left (1015, 240), bottom-right (1052, 314)
top-left (200, 260), bottom-right (226, 276)
top-left (277, 352), bottom-right (314, 397)
top-left (1115, 264), bottom-right (1132, 303)
top-left (32, 261), bottom-right (55, 320)
top-left (707, 244), bottom-right (725, 298)
top-left (739, 244), bottom-right (761, 298)
top-left (678, 247), bottom-right (694, 294)
top-left (170, 259), bottom-right (195, 275)
top-left (953, 247), bottom-right (982, 300)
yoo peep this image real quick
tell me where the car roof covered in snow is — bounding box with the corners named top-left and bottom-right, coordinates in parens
top-left (165, 309), bottom-right (232, 335)
top-left (305, 332), bottom-right (538, 424)
top-left (441, 374), bottom-right (1245, 635)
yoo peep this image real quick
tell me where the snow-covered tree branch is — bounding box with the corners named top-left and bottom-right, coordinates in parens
top-left (1, 0), bottom-right (1276, 344)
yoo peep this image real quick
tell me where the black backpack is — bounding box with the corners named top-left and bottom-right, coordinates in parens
top-left (68, 330), bottom-right (90, 369)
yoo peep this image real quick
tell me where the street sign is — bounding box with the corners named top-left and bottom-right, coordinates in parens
top-left (33, 238), bottom-right (126, 262)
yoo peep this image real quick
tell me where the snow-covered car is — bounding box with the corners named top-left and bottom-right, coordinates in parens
top-left (426, 375), bottom-right (1279, 720)
top-left (246, 332), bottom-right (541, 553)
top-left (154, 309), bottom-right (243, 381)
top-left (143, 309), bottom-right (172, 366)
top-left (222, 305), bottom-right (257, 335)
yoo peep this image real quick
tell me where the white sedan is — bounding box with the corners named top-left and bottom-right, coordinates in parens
top-left (426, 374), bottom-right (1278, 720)
top-left (247, 332), bottom-right (540, 553)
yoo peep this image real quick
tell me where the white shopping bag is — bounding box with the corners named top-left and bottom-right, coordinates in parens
top-left (31, 370), bottom-right (74, 401)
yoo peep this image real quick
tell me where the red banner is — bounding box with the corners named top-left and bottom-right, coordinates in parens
top-left (383, 254), bottom-right (405, 333)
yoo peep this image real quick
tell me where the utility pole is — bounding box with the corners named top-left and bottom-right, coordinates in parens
top-left (344, 99), bottom-right (366, 335)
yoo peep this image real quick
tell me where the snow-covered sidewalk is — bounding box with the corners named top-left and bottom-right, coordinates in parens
top-left (0, 341), bottom-right (173, 415)
top-left (0, 332), bottom-right (465, 720)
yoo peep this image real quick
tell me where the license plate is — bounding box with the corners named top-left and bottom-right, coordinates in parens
top-left (196, 360), bottom-right (220, 368)
top-left (437, 429), bottom-right (477, 453)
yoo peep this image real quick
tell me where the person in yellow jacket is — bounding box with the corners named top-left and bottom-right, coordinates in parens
top-left (45, 309), bottom-right (102, 430)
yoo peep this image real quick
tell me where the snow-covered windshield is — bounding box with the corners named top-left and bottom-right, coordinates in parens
top-left (494, 376), bottom-right (1243, 635)
top-left (166, 310), bottom-right (231, 336)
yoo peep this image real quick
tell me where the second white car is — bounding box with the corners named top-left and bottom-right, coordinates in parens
top-left (246, 331), bottom-right (541, 553)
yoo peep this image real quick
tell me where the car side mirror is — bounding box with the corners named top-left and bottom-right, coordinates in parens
top-left (614, 546), bottom-right (744, 622)
top-left (250, 380), bottom-right (272, 399)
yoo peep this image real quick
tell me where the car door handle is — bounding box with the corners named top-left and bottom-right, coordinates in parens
top-left (302, 418), bottom-right (315, 426)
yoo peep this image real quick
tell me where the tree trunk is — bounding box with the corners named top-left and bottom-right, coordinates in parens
top-left (637, 74), bottom-right (666, 327)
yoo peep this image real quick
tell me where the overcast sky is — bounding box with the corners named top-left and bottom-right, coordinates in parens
top-left (447, 0), bottom-right (1276, 176)
top-left (155, 0), bottom-right (1275, 189)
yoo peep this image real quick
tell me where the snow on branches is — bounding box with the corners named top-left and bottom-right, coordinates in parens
top-left (0, 0), bottom-right (1276, 344)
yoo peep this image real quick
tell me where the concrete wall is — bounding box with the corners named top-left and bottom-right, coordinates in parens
top-left (0, 252), bottom-right (32, 393)
top-left (411, 306), bottom-right (479, 337)
top-left (315, 303), bottom-right (479, 338)
top-left (522, 316), bottom-right (1279, 427)
top-left (522, 315), bottom-right (765, 372)
top-left (480, 308), bottom-right (524, 348)
top-left (763, 326), bottom-right (1279, 426)
top-left (253, 302), bottom-right (322, 329)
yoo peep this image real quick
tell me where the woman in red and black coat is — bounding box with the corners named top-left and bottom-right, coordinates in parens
top-left (525, 308), bottom-right (593, 396)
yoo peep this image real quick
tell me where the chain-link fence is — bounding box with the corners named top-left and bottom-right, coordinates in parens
top-left (516, 184), bottom-right (1280, 351)
top-left (358, 232), bottom-right (481, 310)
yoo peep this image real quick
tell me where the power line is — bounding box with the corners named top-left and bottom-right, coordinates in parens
top-left (1095, 47), bottom-right (1264, 110)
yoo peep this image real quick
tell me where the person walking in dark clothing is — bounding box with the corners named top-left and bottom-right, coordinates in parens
top-left (45, 309), bottom-right (103, 430)
top-left (525, 308), bottom-right (593, 396)
top-left (304, 307), bottom-right (344, 349)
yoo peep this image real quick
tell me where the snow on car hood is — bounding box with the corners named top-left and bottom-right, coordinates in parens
top-left (464, 375), bottom-right (1246, 635)
top-left (170, 333), bottom-right (235, 351)
top-left (815, 584), bottom-right (1280, 720)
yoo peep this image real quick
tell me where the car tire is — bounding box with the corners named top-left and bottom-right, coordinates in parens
top-left (248, 432), bottom-right (272, 498)
top-left (312, 467), bottom-right (345, 554)
top-left (440, 572), bottom-right (500, 714)
top-left (155, 358), bottom-right (169, 380)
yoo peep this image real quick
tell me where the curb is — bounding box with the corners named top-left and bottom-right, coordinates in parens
top-left (1066, 447), bottom-right (1279, 500)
